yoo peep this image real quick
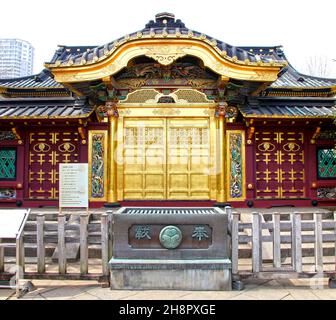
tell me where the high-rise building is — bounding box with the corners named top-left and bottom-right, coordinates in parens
top-left (0, 39), bottom-right (34, 79)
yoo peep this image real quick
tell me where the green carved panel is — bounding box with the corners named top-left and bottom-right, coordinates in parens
top-left (0, 148), bottom-right (16, 180)
top-left (317, 148), bottom-right (336, 179)
top-left (91, 133), bottom-right (105, 198)
top-left (228, 132), bottom-right (244, 199)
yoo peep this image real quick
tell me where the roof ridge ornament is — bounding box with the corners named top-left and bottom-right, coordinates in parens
top-left (144, 12), bottom-right (186, 29)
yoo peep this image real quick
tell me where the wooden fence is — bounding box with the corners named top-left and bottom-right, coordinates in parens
top-left (0, 211), bottom-right (113, 282)
top-left (1, 208), bottom-right (335, 283)
top-left (227, 207), bottom-right (336, 279)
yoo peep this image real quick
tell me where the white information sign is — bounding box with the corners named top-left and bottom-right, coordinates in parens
top-left (59, 163), bottom-right (88, 208)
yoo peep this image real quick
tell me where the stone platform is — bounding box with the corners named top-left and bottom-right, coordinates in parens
top-left (109, 259), bottom-right (232, 291)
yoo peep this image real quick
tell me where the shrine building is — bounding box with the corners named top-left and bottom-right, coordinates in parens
top-left (0, 13), bottom-right (335, 209)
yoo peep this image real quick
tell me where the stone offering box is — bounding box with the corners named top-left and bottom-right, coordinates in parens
top-left (109, 207), bottom-right (232, 290)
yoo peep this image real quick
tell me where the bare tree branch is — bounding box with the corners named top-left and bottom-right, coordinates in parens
top-left (304, 56), bottom-right (331, 77)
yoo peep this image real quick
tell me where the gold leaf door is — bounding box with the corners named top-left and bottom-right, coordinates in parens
top-left (123, 119), bottom-right (166, 199)
top-left (122, 118), bottom-right (210, 200)
top-left (167, 119), bottom-right (210, 199)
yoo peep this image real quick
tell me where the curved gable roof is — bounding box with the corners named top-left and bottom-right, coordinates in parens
top-left (45, 13), bottom-right (286, 68)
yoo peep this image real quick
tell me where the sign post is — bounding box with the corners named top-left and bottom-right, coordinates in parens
top-left (59, 163), bottom-right (89, 213)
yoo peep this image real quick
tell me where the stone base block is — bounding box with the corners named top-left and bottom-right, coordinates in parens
top-left (329, 278), bottom-right (336, 289)
top-left (109, 258), bottom-right (232, 291)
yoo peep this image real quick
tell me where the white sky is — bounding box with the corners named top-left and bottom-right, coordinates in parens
top-left (1, 0), bottom-right (336, 77)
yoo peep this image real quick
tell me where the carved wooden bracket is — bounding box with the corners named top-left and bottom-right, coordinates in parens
top-left (105, 101), bottom-right (119, 118)
top-left (311, 126), bottom-right (321, 144)
top-left (11, 127), bottom-right (20, 140)
top-left (78, 127), bottom-right (86, 140)
top-left (248, 127), bottom-right (255, 140)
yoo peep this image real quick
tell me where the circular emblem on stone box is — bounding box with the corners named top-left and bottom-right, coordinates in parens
top-left (159, 225), bottom-right (182, 249)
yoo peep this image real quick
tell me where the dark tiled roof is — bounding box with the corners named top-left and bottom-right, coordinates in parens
top-left (270, 65), bottom-right (336, 88)
top-left (239, 99), bottom-right (336, 118)
top-left (0, 98), bottom-right (93, 119)
top-left (49, 46), bottom-right (97, 64)
top-left (0, 69), bottom-right (65, 89)
top-left (238, 46), bottom-right (285, 61)
top-left (239, 46), bottom-right (336, 89)
top-left (46, 13), bottom-right (286, 67)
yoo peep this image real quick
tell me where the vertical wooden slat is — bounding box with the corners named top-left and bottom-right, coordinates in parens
top-left (19, 235), bottom-right (24, 273)
top-left (273, 212), bottom-right (281, 268)
top-left (294, 212), bottom-right (302, 273)
top-left (222, 207), bottom-right (229, 258)
top-left (291, 213), bottom-right (296, 269)
top-left (314, 212), bottom-right (323, 273)
top-left (15, 237), bottom-right (20, 297)
top-left (231, 211), bottom-right (239, 275)
top-left (107, 210), bottom-right (113, 260)
top-left (36, 213), bottom-right (45, 273)
top-left (101, 213), bottom-right (109, 276)
top-left (252, 211), bottom-right (262, 273)
top-left (225, 206), bottom-right (233, 224)
top-left (58, 214), bottom-right (66, 274)
top-left (80, 213), bottom-right (88, 275)
top-left (0, 239), bottom-right (4, 273)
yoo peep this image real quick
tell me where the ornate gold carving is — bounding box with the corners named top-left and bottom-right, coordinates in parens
top-left (105, 101), bottom-right (119, 117)
top-left (121, 89), bottom-right (160, 104)
top-left (152, 108), bottom-right (181, 116)
top-left (117, 79), bottom-right (147, 90)
top-left (58, 142), bottom-right (76, 153)
top-left (283, 142), bottom-right (300, 152)
top-left (203, 109), bottom-right (215, 116)
top-left (118, 109), bottom-right (132, 116)
top-left (215, 102), bottom-right (227, 117)
top-left (143, 45), bottom-right (189, 65)
top-left (33, 142), bottom-right (51, 153)
top-left (258, 142), bottom-right (275, 152)
top-left (120, 88), bottom-right (213, 105)
top-left (173, 89), bottom-right (212, 103)
top-left (187, 79), bottom-right (217, 89)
